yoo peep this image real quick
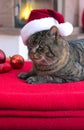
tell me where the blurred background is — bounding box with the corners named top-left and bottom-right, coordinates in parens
top-left (0, 0), bottom-right (84, 60)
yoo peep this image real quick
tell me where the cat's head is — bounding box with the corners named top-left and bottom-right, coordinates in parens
top-left (27, 26), bottom-right (68, 65)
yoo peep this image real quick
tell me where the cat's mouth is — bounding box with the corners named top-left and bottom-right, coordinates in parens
top-left (33, 58), bottom-right (46, 65)
top-left (33, 57), bottom-right (53, 65)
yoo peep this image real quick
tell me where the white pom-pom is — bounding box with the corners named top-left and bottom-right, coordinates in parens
top-left (58, 22), bottom-right (73, 36)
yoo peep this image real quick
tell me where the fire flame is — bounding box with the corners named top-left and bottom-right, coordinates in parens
top-left (20, 3), bottom-right (33, 20)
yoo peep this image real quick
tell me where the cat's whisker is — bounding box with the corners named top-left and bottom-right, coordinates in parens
top-left (42, 57), bottom-right (50, 65)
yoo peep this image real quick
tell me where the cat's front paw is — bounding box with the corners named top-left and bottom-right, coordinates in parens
top-left (18, 72), bottom-right (29, 79)
top-left (26, 76), bottom-right (39, 84)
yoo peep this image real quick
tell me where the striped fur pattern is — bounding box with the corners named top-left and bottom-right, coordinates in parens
top-left (18, 26), bottom-right (84, 84)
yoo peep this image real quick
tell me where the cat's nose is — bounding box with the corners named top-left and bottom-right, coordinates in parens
top-left (33, 54), bottom-right (39, 59)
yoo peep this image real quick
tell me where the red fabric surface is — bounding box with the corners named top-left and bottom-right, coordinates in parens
top-left (1, 61), bottom-right (84, 129)
top-left (0, 110), bottom-right (84, 129)
top-left (1, 110), bottom-right (84, 118)
top-left (0, 117), bottom-right (84, 130)
top-left (0, 61), bottom-right (84, 111)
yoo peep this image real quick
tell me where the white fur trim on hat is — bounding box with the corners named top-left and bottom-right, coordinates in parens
top-left (58, 22), bottom-right (73, 36)
top-left (21, 17), bottom-right (73, 45)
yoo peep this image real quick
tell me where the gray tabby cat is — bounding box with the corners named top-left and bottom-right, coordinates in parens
top-left (18, 26), bottom-right (84, 84)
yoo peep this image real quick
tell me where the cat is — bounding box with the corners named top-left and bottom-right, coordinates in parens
top-left (18, 26), bottom-right (84, 84)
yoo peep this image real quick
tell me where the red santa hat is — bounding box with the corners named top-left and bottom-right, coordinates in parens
top-left (21, 9), bottom-right (73, 45)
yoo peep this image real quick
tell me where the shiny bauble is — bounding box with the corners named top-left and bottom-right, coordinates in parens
top-left (0, 62), bottom-right (11, 73)
top-left (10, 54), bottom-right (24, 69)
top-left (0, 49), bottom-right (6, 63)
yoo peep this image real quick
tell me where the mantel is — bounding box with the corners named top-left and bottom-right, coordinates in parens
top-left (0, 27), bottom-right (21, 36)
top-left (0, 27), bottom-right (84, 39)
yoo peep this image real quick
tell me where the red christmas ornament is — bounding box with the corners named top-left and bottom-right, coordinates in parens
top-left (0, 49), bottom-right (6, 64)
top-left (82, 10), bottom-right (84, 29)
top-left (0, 62), bottom-right (11, 73)
top-left (10, 54), bottom-right (24, 69)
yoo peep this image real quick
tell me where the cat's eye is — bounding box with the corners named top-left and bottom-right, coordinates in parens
top-left (46, 52), bottom-right (54, 57)
top-left (38, 45), bottom-right (44, 52)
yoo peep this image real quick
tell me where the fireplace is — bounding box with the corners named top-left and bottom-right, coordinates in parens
top-left (14, 0), bottom-right (57, 28)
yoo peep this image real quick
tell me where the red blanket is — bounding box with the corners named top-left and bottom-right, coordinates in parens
top-left (0, 61), bottom-right (84, 111)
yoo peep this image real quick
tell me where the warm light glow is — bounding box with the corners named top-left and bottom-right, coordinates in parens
top-left (20, 3), bottom-right (33, 20)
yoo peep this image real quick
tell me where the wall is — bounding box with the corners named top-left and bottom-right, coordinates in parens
top-left (79, 0), bottom-right (84, 27)
top-left (0, 0), bottom-right (14, 27)
top-left (64, 0), bottom-right (79, 27)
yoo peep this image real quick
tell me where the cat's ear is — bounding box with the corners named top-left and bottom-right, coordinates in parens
top-left (48, 26), bottom-right (59, 37)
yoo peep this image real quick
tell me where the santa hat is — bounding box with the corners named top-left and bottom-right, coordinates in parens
top-left (21, 9), bottom-right (73, 45)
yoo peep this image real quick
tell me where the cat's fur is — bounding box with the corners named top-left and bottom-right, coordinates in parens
top-left (18, 26), bottom-right (84, 84)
